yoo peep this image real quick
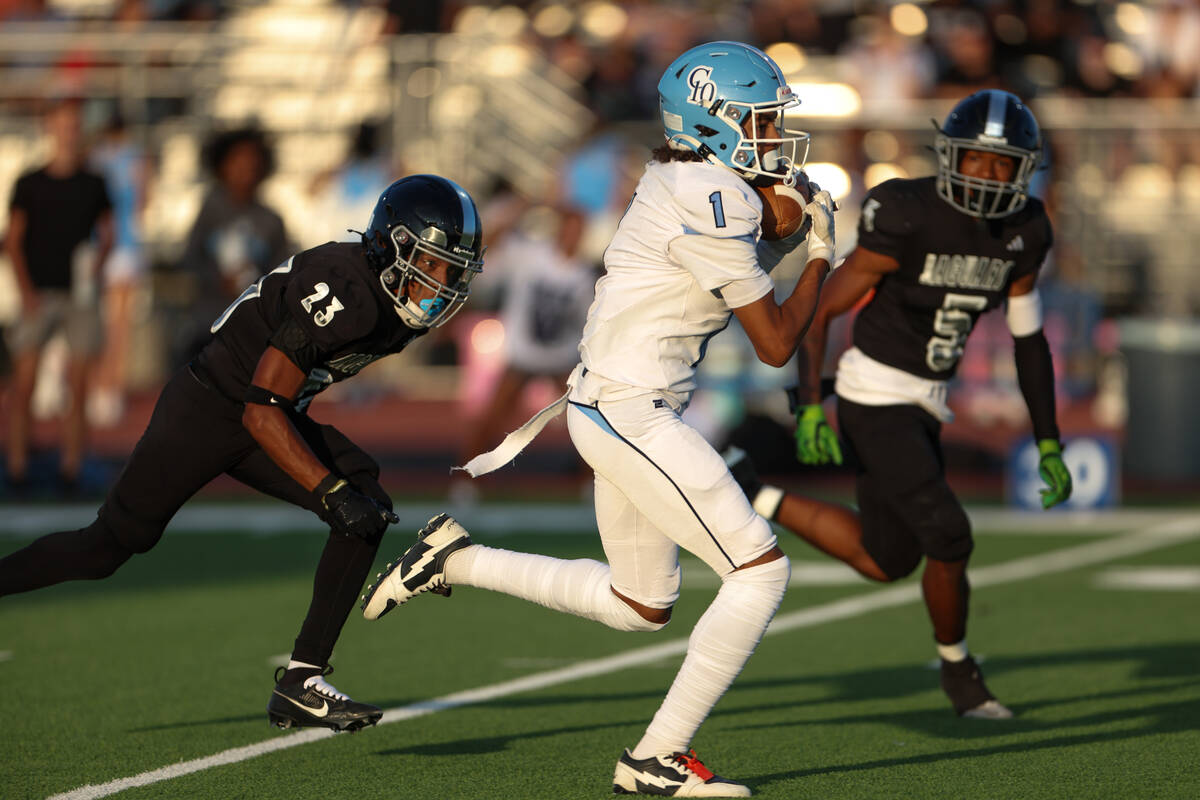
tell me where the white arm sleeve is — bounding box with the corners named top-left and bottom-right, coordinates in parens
top-left (1006, 288), bottom-right (1043, 337)
top-left (669, 234), bottom-right (774, 308)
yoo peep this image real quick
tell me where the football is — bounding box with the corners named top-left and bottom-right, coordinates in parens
top-left (756, 175), bottom-right (813, 240)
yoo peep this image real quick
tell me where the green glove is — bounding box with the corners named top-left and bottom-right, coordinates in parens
top-left (1037, 439), bottom-right (1072, 509)
top-left (795, 404), bottom-right (843, 465)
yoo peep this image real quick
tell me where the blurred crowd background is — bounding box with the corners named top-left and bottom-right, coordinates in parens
top-left (1, 0), bottom-right (1198, 504)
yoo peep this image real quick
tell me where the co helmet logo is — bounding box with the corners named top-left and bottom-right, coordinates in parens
top-left (686, 66), bottom-right (717, 106)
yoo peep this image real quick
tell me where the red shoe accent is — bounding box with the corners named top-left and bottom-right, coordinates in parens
top-left (676, 750), bottom-right (714, 781)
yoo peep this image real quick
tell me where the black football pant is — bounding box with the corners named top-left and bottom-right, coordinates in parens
top-left (0, 365), bottom-right (390, 668)
top-left (837, 398), bottom-right (973, 580)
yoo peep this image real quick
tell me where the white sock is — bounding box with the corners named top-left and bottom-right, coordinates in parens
top-left (446, 545), bottom-right (663, 632)
top-left (937, 640), bottom-right (969, 663)
top-left (753, 485), bottom-right (785, 520)
top-left (631, 556), bottom-right (790, 758)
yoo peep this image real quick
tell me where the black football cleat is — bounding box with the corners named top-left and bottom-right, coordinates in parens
top-left (267, 666), bottom-right (383, 732)
top-left (361, 513), bottom-right (472, 620)
top-left (940, 656), bottom-right (1013, 719)
top-left (612, 748), bottom-right (751, 797)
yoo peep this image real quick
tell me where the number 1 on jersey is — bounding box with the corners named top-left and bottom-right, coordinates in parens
top-left (708, 191), bottom-right (726, 228)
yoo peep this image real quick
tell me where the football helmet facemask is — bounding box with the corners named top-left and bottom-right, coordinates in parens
top-left (362, 174), bottom-right (484, 328)
top-left (658, 41), bottom-right (810, 187)
top-left (934, 89), bottom-right (1042, 219)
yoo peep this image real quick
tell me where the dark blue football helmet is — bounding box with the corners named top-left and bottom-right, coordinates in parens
top-left (362, 174), bottom-right (484, 328)
top-left (934, 90), bottom-right (1042, 219)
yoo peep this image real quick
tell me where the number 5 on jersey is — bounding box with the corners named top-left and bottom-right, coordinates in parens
top-left (301, 282), bottom-right (345, 327)
top-left (926, 292), bottom-right (987, 372)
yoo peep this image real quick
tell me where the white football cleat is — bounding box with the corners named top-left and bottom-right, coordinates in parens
top-left (360, 513), bottom-right (472, 620)
top-left (612, 749), bottom-right (751, 797)
top-left (962, 699), bottom-right (1014, 720)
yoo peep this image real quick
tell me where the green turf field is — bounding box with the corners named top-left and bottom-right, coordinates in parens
top-left (3, 507), bottom-right (1198, 799)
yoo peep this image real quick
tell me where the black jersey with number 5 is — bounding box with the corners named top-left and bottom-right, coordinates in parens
top-left (852, 176), bottom-right (1052, 380)
top-left (193, 241), bottom-right (424, 411)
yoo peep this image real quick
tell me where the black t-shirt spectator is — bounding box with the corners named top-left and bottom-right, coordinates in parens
top-left (9, 167), bottom-right (112, 290)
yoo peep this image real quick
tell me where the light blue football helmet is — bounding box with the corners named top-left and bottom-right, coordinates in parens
top-left (658, 41), bottom-right (809, 186)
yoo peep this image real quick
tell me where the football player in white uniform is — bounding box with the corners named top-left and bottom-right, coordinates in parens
top-left (363, 42), bottom-right (837, 797)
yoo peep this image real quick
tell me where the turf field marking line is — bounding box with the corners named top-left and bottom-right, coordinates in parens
top-left (1095, 567), bottom-right (1200, 590)
top-left (44, 513), bottom-right (1200, 800)
top-left (1, 504), bottom-right (1191, 538)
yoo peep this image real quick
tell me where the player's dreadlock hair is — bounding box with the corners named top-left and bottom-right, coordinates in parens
top-left (651, 144), bottom-right (704, 163)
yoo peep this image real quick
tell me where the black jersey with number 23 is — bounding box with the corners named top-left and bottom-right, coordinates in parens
top-left (852, 176), bottom-right (1052, 380)
top-left (193, 241), bottom-right (424, 410)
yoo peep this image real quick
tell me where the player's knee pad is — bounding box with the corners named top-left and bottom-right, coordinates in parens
top-left (723, 554), bottom-right (790, 603)
top-left (605, 596), bottom-right (671, 633)
top-left (689, 555), bottom-right (790, 655)
top-left (907, 480), bottom-right (973, 563)
top-left (608, 557), bottom-right (681, 620)
top-left (596, 568), bottom-right (673, 633)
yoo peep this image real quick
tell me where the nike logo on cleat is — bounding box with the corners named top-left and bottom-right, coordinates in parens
top-left (274, 691), bottom-right (329, 718)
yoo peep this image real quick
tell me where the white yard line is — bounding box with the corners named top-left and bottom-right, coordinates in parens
top-left (45, 512), bottom-right (1200, 800)
top-left (1095, 567), bottom-right (1200, 590)
top-left (0, 503), bottom-right (1192, 538)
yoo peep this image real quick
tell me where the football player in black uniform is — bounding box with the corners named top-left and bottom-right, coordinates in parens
top-left (0, 174), bottom-right (484, 732)
top-left (728, 90), bottom-right (1072, 718)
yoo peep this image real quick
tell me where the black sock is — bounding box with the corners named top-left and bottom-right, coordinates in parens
top-left (277, 665), bottom-right (323, 687)
top-left (291, 530), bottom-right (380, 667)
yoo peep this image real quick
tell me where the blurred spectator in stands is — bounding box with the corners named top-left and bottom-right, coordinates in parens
top-left (837, 8), bottom-right (935, 109)
top-left (87, 108), bottom-right (152, 428)
top-left (175, 126), bottom-right (290, 367)
top-left (380, 0), bottom-right (454, 35)
top-left (929, 8), bottom-right (1001, 97)
top-left (150, 0), bottom-right (222, 22)
top-left (584, 41), bottom-right (647, 123)
top-left (0, 0), bottom-right (61, 23)
top-left (747, 0), bottom-right (850, 55)
top-left (1134, 0), bottom-right (1200, 98)
top-left (307, 120), bottom-right (394, 247)
top-left (451, 204), bottom-right (596, 506)
top-left (553, 123), bottom-right (641, 269)
top-left (5, 98), bottom-right (112, 490)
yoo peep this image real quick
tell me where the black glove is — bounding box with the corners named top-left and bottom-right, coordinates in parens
top-left (315, 475), bottom-right (399, 540)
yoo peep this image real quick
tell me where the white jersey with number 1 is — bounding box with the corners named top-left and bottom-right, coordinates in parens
top-left (578, 160), bottom-right (773, 400)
